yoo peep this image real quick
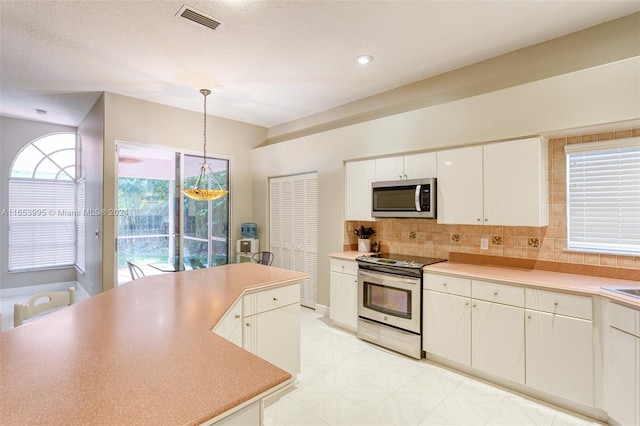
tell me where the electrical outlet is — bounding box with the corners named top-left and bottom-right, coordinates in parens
top-left (480, 238), bottom-right (489, 250)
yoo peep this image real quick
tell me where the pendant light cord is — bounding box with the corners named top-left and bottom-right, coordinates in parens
top-left (200, 88), bottom-right (211, 165)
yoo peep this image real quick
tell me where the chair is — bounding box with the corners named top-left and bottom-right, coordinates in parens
top-left (14, 287), bottom-right (76, 327)
top-left (252, 251), bottom-right (274, 266)
top-left (127, 261), bottom-right (145, 280)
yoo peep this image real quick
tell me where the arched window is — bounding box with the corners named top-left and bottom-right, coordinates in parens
top-left (8, 133), bottom-right (81, 271)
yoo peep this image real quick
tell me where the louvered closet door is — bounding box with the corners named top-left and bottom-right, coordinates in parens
top-left (302, 176), bottom-right (318, 308)
top-left (269, 180), bottom-right (283, 267)
top-left (269, 173), bottom-right (318, 308)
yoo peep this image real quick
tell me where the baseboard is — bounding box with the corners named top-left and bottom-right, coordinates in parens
top-left (314, 303), bottom-right (329, 317)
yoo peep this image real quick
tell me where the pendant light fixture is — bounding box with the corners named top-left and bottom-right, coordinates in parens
top-left (182, 88), bottom-right (229, 201)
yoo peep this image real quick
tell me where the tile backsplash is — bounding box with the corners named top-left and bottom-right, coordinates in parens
top-left (345, 127), bottom-right (640, 275)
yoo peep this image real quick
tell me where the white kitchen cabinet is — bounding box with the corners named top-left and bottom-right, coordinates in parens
top-left (423, 273), bottom-right (472, 366)
top-left (483, 138), bottom-right (548, 226)
top-left (437, 137), bottom-right (548, 226)
top-left (329, 259), bottom-right (358, 331)
top-left (243, 283), bottom-right (301, 378)
top-left (213, 299), bottom-right (243, 347)
top-left (436, 145), bottom-right (484, 225)
top-left (604, 302), bottom-right (639, 426)
top-left (525, 289), bottom-right (594, 407)
top-left (374, 152), bottom-right (437, 181)
top-left (471, 280), bottom-right (525, 384)
top-left (345, 159), bottom-right (375, 221)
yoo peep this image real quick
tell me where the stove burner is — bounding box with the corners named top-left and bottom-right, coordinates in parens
top-left (356, 253), bottom-right (446, 269)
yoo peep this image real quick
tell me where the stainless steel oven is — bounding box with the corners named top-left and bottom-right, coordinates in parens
top-left (356, 254), bottom-right (445, 359)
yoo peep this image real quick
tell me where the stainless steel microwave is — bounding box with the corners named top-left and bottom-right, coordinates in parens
top-left (372, 178), bottom-right (436, 218)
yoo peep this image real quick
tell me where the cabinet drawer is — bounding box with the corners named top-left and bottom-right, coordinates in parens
top-left (330, 259), bottom-right (358, 275)
top-left (424, 273), bottom-right (471, 297)
top-left (609, 302), bottom-right (639, 337)
top-left (244, 283), bottom-right (300, 316)
top-left (472, 280), bottom-right (524, 307)
top-left (525, 288), bottom-right (592, 320)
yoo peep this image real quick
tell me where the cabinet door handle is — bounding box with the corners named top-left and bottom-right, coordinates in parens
top-left (477, 218), bottom-right (481, 222)
top-left (246, 322), bottom-right (251, 327)
top-left (554, 302), bottom-right (559, 306)
top-left (494, 291), bottom-right (499, 296)
top-left (465, 302), bottom-right (469, 306)
top-left (398, 174), bottom-right (402, 179)
top-left (235, 314), bottom-right (241, 319)
top-left (403, 174), bottom-right (407, 180)
top-left (484, 218), bottom-right (489, 222)
top-left (443, 283), bottom-right (448, 286)
top-left (273, 297), bottom-right (278, 301)
top-left (527, 315), bottom-right (532, 319)
top-left (472, 304), bottom-right (477, 308)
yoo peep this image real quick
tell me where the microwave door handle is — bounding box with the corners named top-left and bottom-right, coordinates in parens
top-left (415, 185), bottom-right (421, 211)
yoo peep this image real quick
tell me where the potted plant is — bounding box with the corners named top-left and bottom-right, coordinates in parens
top-left (354, 225), bottom-right (376, 252)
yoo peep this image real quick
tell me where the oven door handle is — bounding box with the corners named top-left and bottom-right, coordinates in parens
top-left (358, 269), bottom-right (420, 285)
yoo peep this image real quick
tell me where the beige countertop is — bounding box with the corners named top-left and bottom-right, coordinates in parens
top-left (329, 251), bottom-right (640, 308)
top-left (0, 263), bottom-right (308, 425)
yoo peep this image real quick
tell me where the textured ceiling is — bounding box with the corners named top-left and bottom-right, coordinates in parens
top-left (1, 1), bottom-right (639, 128)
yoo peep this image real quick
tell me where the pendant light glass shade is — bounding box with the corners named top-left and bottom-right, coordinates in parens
top-left (183, 89), bottom-right (229, 201)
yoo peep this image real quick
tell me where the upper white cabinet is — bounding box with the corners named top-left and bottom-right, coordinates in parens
top-left (437, 137), bottom-right (548, 226)
top-left (374, 152), bottom-right (437, 181)
top-left (436, 145), bottom-right (484, 225)
top-left (344, 160), bottom-right (375, 221)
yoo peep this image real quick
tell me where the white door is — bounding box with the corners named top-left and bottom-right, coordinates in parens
top-left (269, 173), bottom-right (318, 308)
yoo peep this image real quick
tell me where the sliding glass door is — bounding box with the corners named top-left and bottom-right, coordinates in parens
top-left (116, 144), bottom-right (229, 284)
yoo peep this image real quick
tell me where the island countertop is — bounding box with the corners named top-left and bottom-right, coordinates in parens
top-left (0, 263), bottom-right (308, 425)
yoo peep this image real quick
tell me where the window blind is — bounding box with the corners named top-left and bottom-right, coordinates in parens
top-left (565, 138), bottom-right (640, 255)
top-left (8, 179), bottom-right (76, 270)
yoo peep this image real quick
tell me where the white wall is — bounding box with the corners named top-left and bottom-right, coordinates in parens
top-left (251, 57), bottom-right (640, 306)
top-left (0, 117), bottom-right (78, 290)
top-left (101, 93), bottom-right (268, 291)
top-left (77, 95), bottom-right (104, 296)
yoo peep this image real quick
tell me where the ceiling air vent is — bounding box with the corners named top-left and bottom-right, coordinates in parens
top-left (177, 5), bottom-right (223, 31)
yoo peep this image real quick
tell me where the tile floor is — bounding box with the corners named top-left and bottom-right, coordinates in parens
top-left (265, 307), bottom-right (603, 426)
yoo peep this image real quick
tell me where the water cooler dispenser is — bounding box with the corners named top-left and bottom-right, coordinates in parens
top-left (236, 223), bottom-right (259, 261)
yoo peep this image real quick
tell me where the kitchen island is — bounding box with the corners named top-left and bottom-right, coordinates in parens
top-left (0, 263), bottom-right (307, 425)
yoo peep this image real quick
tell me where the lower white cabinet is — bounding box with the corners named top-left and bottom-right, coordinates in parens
top-left (213, 283), bottom-right (301, 379)
top-left (525, 289), bottom-right (594, 407)
top-left (329, 259), bottom-right (358, 331)
top-left (423, 289), bottom-right (471, 365)
top-left (213, 300), bottom-right (243, 347)
top-left (423, 274), bottom-right (525, 384)
top-left (424, 273), bottom-right (598, 413)
top-left (472, 300), bottom-right (525, 384)
top-left (243, 283), bottom-right (301, 378)
top-left (604, 302), bottom-right (640, 426)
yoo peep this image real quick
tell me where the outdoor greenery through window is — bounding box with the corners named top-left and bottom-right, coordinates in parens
top-left (116, 145), bottom-right (229, 281)
top-left (565, 138), bottom-right (640, 256)
top-left (8, 133), bottom-right (81, 271)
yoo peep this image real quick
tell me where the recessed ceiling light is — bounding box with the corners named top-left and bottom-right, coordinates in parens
top-left (357, 55), bottom-right (373, 65)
